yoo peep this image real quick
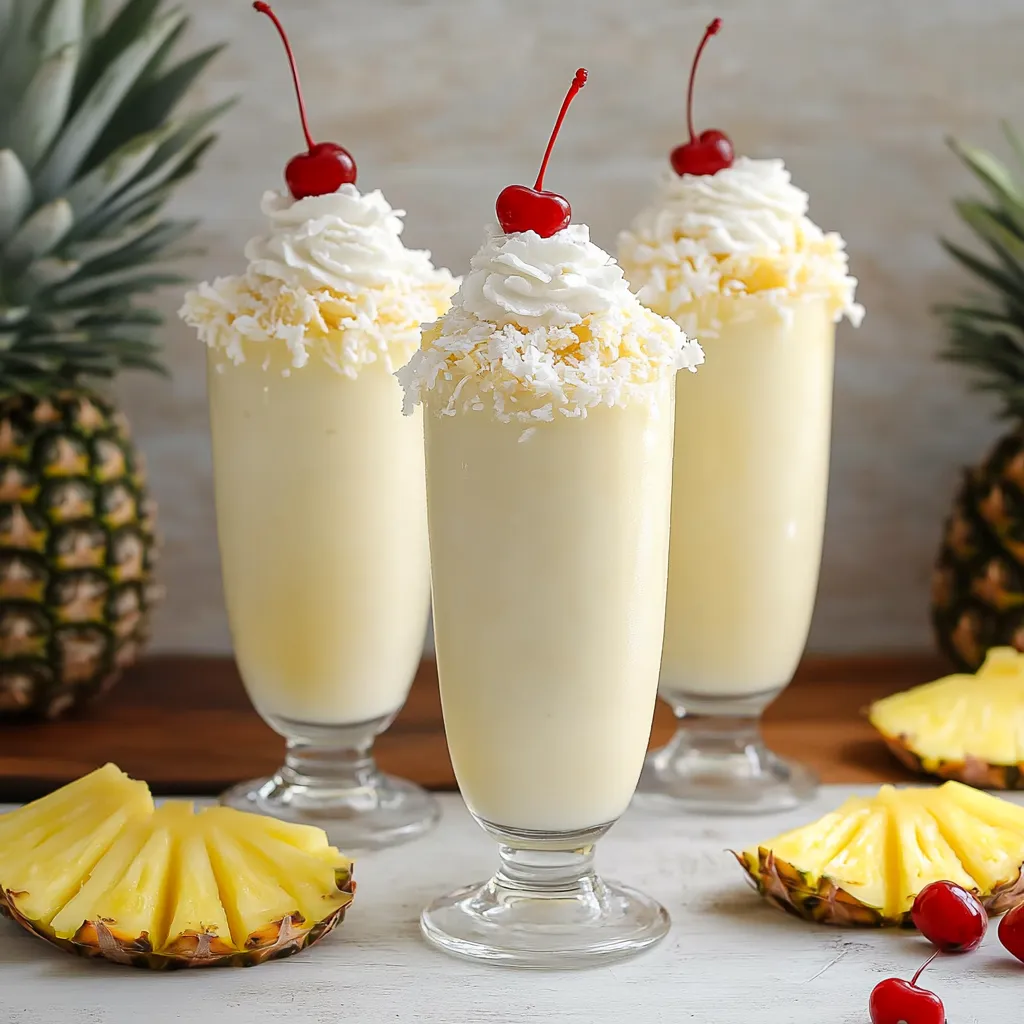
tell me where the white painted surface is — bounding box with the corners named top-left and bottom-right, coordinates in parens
top-left (0, 789), bottom-right (1015, 1023)
top-left (114, 0), bottom-right (1024, 657)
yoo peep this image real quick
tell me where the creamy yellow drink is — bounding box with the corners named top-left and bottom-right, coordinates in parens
top-left (181, 184), bottom-right (457, 845)
top-left (400, 224), bottom-right (702, 833)
top-left (184, 186), bottom-right (456, 726)
top-left (619, 156), bottom-right (862, 811)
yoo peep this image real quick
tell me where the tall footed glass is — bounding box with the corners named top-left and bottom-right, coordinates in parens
top-left (419, 386), bottom-right (676, 967)
top-left (207, 348), bottom-right (438, 849)
top-left (639, 299), bottom-right (834, 813)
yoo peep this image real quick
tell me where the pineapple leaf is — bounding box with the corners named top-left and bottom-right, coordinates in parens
top-left (98, 130), bottom-right (212, 223)
top-left (63, 128), bottom-right (168, 221)
top-left (0, 308), bottom-right (29, 327)
top-left (942, 239), bottom-right (1024, 299)
top-left (75, 219), bottom-right (197, 277)
top-left (65, 214), bottom-right (164, 261)
top-left (92, 44), bottom-right (226, 160)
top-left (36, 0), bottom-right (85, 56)
top-left (8, 44), bottom-right (81, 171)
top-left (22, 258), bottom-right (83, 291)
top-left (954, 200), bottom-right (1024, 272)
top-left (72, 0), bottom-right (163, 110)
top-left (34, 9), bottom-right (184, 201)
top-left (0, 150), bottom-right (33, 244)
top-left (3, 199), bottom-right (74, 266)
top-left (81, 185), bottom-right (174, 242)
top-left (50, 268), bottom-right (187, 304)
top-left (81, 0), bottom-right (105, 45)
top-left (949, 138), bottom-right (1024, 237)
top-left (0, 5), bottom-right (41, 124)
top-left (1002, 121), bottom-right (1024, 179)
top-left (143, 99), bottom-right (233, 175)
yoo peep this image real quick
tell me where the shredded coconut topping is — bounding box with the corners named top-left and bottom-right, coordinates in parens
top-left (617, 158), bottom-right (864, 338)
top-left (179, 185), bottom-right (459, 375)
top-left (397, 223), bottom-right (703, 423)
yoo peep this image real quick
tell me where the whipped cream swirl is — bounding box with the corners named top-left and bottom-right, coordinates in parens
top-left (180, 185), bottom-right (458, 374)
top-left (618, 157), bottom-right (863, 335)
top-left (245, 187), bottom-right (445, 295)
top-left (459, 224), bottom-right (626, 329)
top-left (398, 224), bottom-right (703, 424)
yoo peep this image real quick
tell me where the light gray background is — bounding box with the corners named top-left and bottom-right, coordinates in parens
top-left (123, 0), bottom-right (1024, 655)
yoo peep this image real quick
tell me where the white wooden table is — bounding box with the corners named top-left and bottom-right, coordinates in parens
top-left (0, 788), bottom-right (1012, 1023)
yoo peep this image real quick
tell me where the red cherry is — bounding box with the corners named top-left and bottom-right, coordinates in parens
top-left (911, 881), bottom-right (987, 953)
top-left (998, 900), bottom-right (1024, 962)
top-left (286, 143), bottom-right (357, 201)
top-left (671, 130), bottom-right (734, 177)
top-left (868, 978), bottom-right (945, 1024)
top-left (254, 2), bottom-right (357, 198)
top-left (670, 17), bottom-right (734, 177)
top-left (495, 69), bottom-right (588, 237)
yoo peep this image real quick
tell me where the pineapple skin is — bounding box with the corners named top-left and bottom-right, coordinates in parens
top-left (0, 391), bottom-right (161, 719)
top-left (870, 647), bottom-right (1024, 789)
top-left (0, 869), bottom-right (355, 970)
top-left (735, 783), bottom-right (1024, 927)
top-left (878, 736), bottom-right (1024, 791)
top-left (733, 848), bottom-right (896, 928)
top-left (0, 768), bottom-right (357, 969)
top-left (932, 431), bottom-right (1024, 675)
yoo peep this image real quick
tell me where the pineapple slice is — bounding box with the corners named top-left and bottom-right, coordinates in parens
top-left (737, 781), bottom-right (1024, 927)
top-left (204, 829), bottom-right (308, 949)
top-left (869, 647), bottom-right (1024, 787)
top-left (198, 805), bottom-right (333, 858)
top-left (0, 767), bottom-right (355, 968)
top-left (0, 763), bottom-right (147, 845)
top-left (2, 784), bottom-right (153, 924)
top-left (879, 787), bottom-right (977, 916)
top-left (224, 830), bottom-right (352, 928)
top-left (49, 805), bottom-right (180, 948)
top-left (816, 804), bottom-right (891, 917)
top-left (162, 814), bottom-right (235, 958)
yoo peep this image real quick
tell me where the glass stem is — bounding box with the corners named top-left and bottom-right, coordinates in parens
top-left (669, 711), bottom-right (766, 762)
top-left (279, 736), bottom-right (380, 792)
top-left (493, 841), bottom-right (605, 899)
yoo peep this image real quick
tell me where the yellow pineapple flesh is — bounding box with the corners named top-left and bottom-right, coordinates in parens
top-left (869, 646), bottom-right (1024, 788)
top-left (0, 766), bottom-right (355, 968)
top-left (736, 781), bottom-right (1024, 927)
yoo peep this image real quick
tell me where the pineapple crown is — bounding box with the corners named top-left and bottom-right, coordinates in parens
top-left (940, 124), bottom-right (1024, 423)
top-left (0, 0), bottom-right (230, 398)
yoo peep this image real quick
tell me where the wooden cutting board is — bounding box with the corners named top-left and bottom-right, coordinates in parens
top-left (0, 654), bottom-right (948, 801)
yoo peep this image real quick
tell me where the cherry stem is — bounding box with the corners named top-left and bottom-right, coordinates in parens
top-left (686, 18), bottom-right (721, 142)
top-left (253, 2), bottom-right (317, 153)
top-left (533, 68), bottom-right (588, 192)
top-left (910, 950), bottom-right (941, 987)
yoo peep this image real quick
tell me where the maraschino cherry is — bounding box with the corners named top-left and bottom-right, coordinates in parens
top-left (869, 953), bottom-right (945, 1024)
top-left (495, 69), bottom-right (588, 238)
top-left (998, 899), bottom-right (1024, 962)
top-left (670, 18), bottom-right (734, 177)
top-left (911, 880), bottom-right (987, 953)
top-left (253, 2), bottom-right (357, 198)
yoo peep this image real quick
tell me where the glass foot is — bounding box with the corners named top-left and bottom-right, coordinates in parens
top-left (421, 878), bottom-right (668, 969)
top-left (221, 771), bottom-right (440, 851)
top-left (636, 715), bottom-right (818, 814)
top-left (420, 824), bottom-right (669, 969)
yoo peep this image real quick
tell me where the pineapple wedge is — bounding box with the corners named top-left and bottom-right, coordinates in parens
top-left (869, 647), bottom-right (1024, 788)
top-left (735, 781), bottom-right (1024, 927)
top-left (0, 766), bottom-right (355, 968)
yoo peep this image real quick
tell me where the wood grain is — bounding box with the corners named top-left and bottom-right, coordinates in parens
top-left (0, 654), bottom-right (949, 801)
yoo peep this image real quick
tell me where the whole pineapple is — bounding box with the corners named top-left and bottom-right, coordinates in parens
top-left (0, 0), bottom-right (226, 717)
top-left (933, 126), bottom-right (1024, 671)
